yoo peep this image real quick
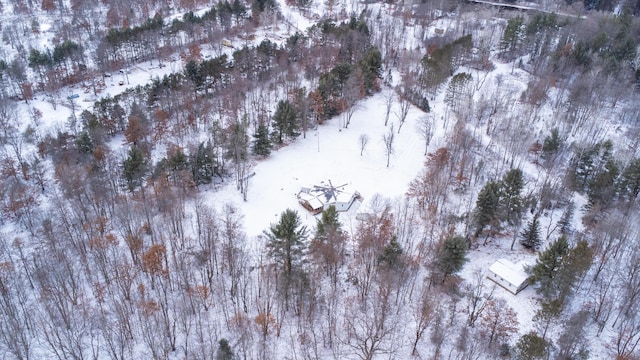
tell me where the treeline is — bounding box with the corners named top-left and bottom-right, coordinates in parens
top-left (568, 139), bottom-right (640, 207)
top-left (95, 2), bottom-right (249, 71)
top-left (48, 14), bottom-right (383, 203)
top-left (501, 12), bottom-right (638, 77)
top-left (310, 17), bottom-right (382, 121)
top-left (27, 40), bottom-right (84, 89)
top-left (1, 0), bottom-right (275, 94)
top-left (98, 16), bottom-right (166, 69)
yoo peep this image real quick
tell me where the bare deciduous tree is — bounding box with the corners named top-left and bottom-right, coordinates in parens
top-left (417, 115), bottom-right (433, 155)
top-left (429, 306), bottom-right (450, 359)
top-left (394, 87), bottom-right (411, 133)
top-left (465, 269), bottom-right (495, 327)
top-left (382, 123), bottom-right (395, 168)
top-left (358, 133), bottom-right (369, 156)
top-left (383, 89), bottom-right (394, 126)
top-left (344, 290), bottom-right (398, 360)
top-left (612, 315), bottom-right (640, 360)
top-left (342, 72), bottom-right (363, 129)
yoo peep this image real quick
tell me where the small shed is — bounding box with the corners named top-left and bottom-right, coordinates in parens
top-left (487, 259), bottom-right (529, 295)
top-left (297, 191), bottom-right (325, 214)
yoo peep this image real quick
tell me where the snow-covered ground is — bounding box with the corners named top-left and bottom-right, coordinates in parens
top-left (2, 0), bottom-right (636, 358)
top-left (208, 89), bottom-right (426, 238)
top-left (19, 35), bottom-right (614, 359)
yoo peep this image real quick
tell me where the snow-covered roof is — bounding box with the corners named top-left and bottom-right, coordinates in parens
top-left (334, 190), bottom-right (355, 204)
top-left (297, 181), bottom-right (361, 213)
top-left (299, 183), bottom-right (356, 204)
top-left (488, 258), bottom-right (529, 287)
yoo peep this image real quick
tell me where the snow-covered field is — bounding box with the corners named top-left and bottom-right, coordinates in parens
top-left (209, 89), bottom-right (426, 238)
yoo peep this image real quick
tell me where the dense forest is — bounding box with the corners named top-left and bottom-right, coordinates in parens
top-left (1, 0), bottom-right (640, 358)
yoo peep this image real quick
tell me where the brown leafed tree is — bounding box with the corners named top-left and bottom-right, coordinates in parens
top-left (124, 116), bottom-right (147, 146)
top-left (479, 298), bottom-right (519, 346)
top-left (188, 43), bottom-right (202, 61)
top-left (254, 312), bottom-right (276, 338)
top-left (406, 147), bottom-right (450, 216)
top-left (142, 244), bottom-right (168, 288)
top-left (411, 290), bottom-right (436, 355)
top-left (180, 0), bottom-right (196, 10)
top-left (353, 200), bottom-right (395, 300)
top-left (106, 6), bottom-right (121, 27)
top-left (21, 83), bottom-right (33, 102)
top-left (41, 0), bottom-right (57, 11)
top-left (309, 89), bottom-right (326, 124)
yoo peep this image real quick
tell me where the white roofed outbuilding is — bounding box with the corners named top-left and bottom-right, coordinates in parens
top-left (487, 258), bottom-right (530, 295)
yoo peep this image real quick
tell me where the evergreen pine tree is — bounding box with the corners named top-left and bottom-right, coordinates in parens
top-left (529, 235), bottom-right (569, 298)
top-left (520, 214), bottom-right (541, 250)
top-left (555, 240), bottom-right (593, 301)
top-left (435, 235), bottom-right (469, 283)
top-left (571, 143), bottom-right (601, 190)
top-left (444, 72), bottom-right (472, 112)
top-left (378, 236), bottom-right (403, 270)
top-left (122, 146), bottom-right (147, 191)
top-left (501, 168), bottom-right (524, 224)
top-left (252, 123), bottom-right (271, 157)
top-left (515, 332), bottom-right (549, 360)
top-left (315, 205), bottom-right (340, 240)
top-left (310, 205), bottom-right (345, 284)
top-left (76, 131), bottom-right (94, 154)
top-left (557, 201), bottom-right (574, 235)
top-left (166, 147), bottom-right (189, 183)
top-left (541, 127), bottom-right (561, 157)
top-left (217, 0), bottom-right (233, 28)
top-left (190, 142), bottom-right (215, 185)
top-left (618, 157), bottom-right (640, 201)
top-left (474, 181), bottom-right (502, 237)
top-left (533, 299), bottom-right (563, 340)
top-left (500, 16), bottom-right (524, 59)
top-left (230, 121), bottom-right (249, 159)
top-left (216, 338), bottom-right (234, 360)
top-left (271, 99), bottom-right (298, 144)
top-left (185, 59), bottom-right (204, 90)
top-left (358, 47), bottom-right (382, 94)
top-left (572, 139), bottom-right (615, 196)
top-left (168, 148), bottom-right (188, 172)
top-left (587, 157), bottom-right (619, 206)
top-left (231, 0), bottom-right (247, 22)
top-left (264, 209), bottom-right (308, 281)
